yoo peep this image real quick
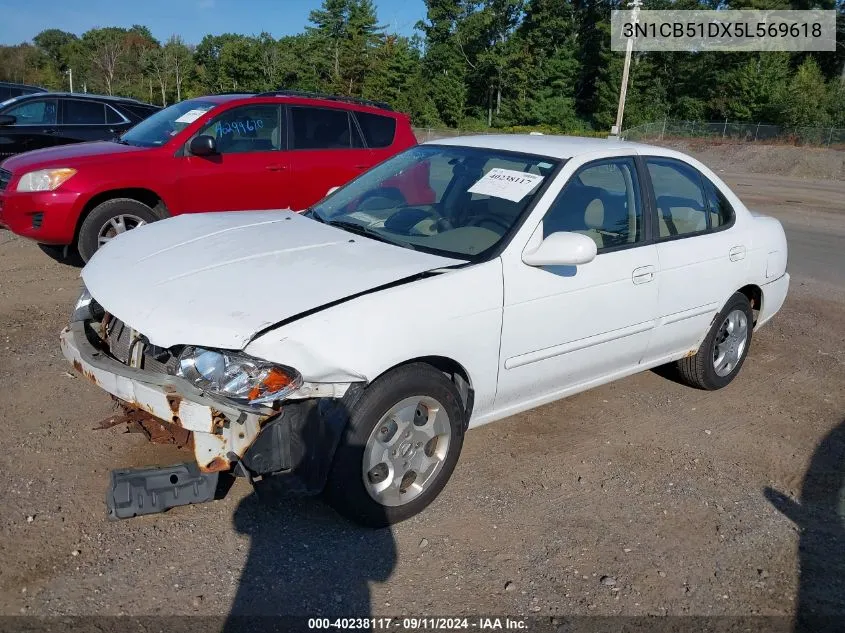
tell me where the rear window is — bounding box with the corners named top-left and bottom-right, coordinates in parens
top-left (106, 106), bottom-right (125, 124)
top-left (122, 104), bottom-right (159, 121)
top-left (355, 111), bottom-right (396, 148)
top-left (65, 100), bottom-right (106, 125)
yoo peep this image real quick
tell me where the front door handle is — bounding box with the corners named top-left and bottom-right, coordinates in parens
top-left (632, 265), bottom-right (656, 285)
top-left (729, 245), bottom-right (746, 261)
top-left (44, 128), bottom-right (59, 135)
top-left (266, 164), bottom-right (287, 172)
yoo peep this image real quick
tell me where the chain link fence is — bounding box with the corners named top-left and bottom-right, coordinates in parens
top-left (622, 119), bottom-right (845, 147)
top-left (412, 127), bottom-right (610, 143)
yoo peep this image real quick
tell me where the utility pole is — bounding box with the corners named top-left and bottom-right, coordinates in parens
top-left (611, 0), bottom-right (642, 138)
top-left (65, 68), bottom-right (73, 93)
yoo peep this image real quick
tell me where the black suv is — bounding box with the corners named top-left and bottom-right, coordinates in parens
top-left (0, 82), bottom-right (47, 101)
top-left (0, 92), bottom-right (160, 158)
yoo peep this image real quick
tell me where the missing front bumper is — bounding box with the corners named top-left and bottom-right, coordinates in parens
top-left (60, 321), bottom-right (268, 473)
top-left (61, 321), bottom-right (366, 518)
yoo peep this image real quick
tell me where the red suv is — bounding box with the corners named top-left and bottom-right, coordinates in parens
top-left (0, 91), bottom-right (417, 261)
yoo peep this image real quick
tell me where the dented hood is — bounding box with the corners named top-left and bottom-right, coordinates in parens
top-left (82, 210), bottom-right (461, 349)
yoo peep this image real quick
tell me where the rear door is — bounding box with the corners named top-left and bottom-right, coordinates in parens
top-left (58, 98), bottom-right (127, 146)
top-left (643, 156), bottom-right (746, 361)
top-left (0, 97), bottom-right (59, 158)
top-left (174, 103), bottom-right (290, 213)
top-left (286, 106), bottom-right (373, 210)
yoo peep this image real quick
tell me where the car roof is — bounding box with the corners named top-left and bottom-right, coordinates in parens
top-left (426, 134), bottom-right (662, 160)
top-left (7, 91), bottom-right (159, 107)
top-left (194, 92), bottom-right (401, 117)
top-left (0, 81), bottom-right (47, 91)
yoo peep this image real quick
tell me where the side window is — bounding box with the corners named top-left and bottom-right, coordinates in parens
top-left (198, 104), bottom-right (283, 154)
top-left (542, 158), bottom-right (643, 251)
top-left (65, 100), bottom-right (107, 125)
top-left (290, 107), bottom-right (363, 150)
top-left (702, 177), bottom-right (734, 229)
top-left (5, 99), bottom-right (58, 125)
top-left (355, 112), bottom-right (396, 148)
top-left (646, 158), bottom-right (708, 238)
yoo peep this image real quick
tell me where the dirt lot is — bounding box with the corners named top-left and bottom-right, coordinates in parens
top-left (0, 148), bottom-right (843, 629)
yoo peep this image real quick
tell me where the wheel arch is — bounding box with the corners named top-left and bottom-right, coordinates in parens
top-left (73, 188), bottom-right (170, 246)
top-left (737, 283), bottom-right (763, 324)
top-left (371, 355), bottom-right (475, 423)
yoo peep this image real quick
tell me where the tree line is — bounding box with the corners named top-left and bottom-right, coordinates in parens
top-left (1, 0), bottom-right (843, 132)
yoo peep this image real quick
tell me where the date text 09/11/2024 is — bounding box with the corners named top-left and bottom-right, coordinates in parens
top-left (307, 617), bottom-right (528, 630)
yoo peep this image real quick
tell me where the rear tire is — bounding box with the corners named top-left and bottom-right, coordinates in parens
top-left (676, 292), bottom-right (753, 390)
top-left (324, 363), bottom-right (465, 528)
top-left (77, 198), bottom-right (160, 262)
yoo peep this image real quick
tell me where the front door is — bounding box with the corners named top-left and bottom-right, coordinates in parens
top-left (174, 103), bottom-right (290, 213)
top-left (496, 157), bottom-right (659, 412)
top-left (0, 97), bottom-right (59, 158)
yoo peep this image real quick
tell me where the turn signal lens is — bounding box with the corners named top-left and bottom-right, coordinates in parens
top-left (248, 367), bottom-right (299, 403)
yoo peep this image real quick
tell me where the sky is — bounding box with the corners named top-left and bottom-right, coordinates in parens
top-left (0, 0), bottom-right (427, 46)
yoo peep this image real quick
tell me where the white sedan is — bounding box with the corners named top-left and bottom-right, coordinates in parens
top-left (61, 135), bottom-right (789, 526)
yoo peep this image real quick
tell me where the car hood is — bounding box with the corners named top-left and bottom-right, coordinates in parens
top-left (1, 141), bottom-right (145, 172)
top-left (82, 210), bottom-right (463, 350)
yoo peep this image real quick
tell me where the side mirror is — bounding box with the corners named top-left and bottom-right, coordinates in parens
top-left (189, 135), bottom-right (217, 156)
top-left (0, 115), bottom-right (16, 126)
top-left (522, 231), bottom-right (597, 267)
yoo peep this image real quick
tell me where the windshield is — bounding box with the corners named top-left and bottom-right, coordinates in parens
top-left (311, 145), bottom-right (559, 260)
top-left (120, 100), bottom-right (217, 147)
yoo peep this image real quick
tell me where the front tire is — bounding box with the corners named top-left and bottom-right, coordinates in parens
top-left (324, 363), bottom-right (466, 527)
top-left (676, 292), bottom-right (754, 390)
top-left (77, 198), bottom-right (160, 262)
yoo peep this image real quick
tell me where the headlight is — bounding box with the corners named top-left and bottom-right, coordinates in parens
top-left (176, 346), bottom-right (302, 405)
top-left (70, 285), bottom-right (104, 322)
top-left (16, 168), bottom-right (77, 192)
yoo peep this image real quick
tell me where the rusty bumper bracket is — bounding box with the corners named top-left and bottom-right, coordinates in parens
top-left (107, 462), bottom-right (219, 520)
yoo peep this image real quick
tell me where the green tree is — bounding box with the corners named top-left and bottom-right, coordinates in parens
top-left (780, 57), bottom-right (833, 127)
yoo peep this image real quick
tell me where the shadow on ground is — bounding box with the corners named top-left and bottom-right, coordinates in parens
top-left (221, 485), bottom-right (396, 633)
top-left (765, 419), bottom-right (845, 632)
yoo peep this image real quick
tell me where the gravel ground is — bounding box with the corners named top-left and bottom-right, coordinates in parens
top-left (0, 157), bottom-right (843, 630)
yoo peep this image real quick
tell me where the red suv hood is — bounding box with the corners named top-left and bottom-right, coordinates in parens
top-left (1, 141), bottom-right (147, 173)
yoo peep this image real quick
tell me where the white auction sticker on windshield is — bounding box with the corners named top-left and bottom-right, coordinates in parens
top-left (174, 109), bottom-right (210, 124)
top-left (468, 168), bottom-right (544, 202)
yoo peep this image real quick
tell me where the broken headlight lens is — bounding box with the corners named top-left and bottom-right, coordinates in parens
top-left (71, 286), bottom-right (104, 322)
top-left (176, 347), bottom-right (302, 405)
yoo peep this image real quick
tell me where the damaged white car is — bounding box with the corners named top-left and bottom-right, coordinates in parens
top-left (61, 135), bottom-right (789, 526)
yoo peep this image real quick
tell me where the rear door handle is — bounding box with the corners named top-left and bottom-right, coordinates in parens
top-left (632, 265), bottom-right (656, 285)
top-left (354, 164), bottom-right (369, 169)
top-left (44, 128), bottom-right (59, 135)
top-left (729, 245), bottom-right (746, 261)
top-left (266, 164), bottom-right (287, 171)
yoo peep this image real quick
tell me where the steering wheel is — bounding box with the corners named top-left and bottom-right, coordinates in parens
top-left (463, 214), bottom-right (511, 233)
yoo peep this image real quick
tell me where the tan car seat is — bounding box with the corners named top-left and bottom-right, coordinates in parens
top-left (575, 198), bottom-right (606, 248)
